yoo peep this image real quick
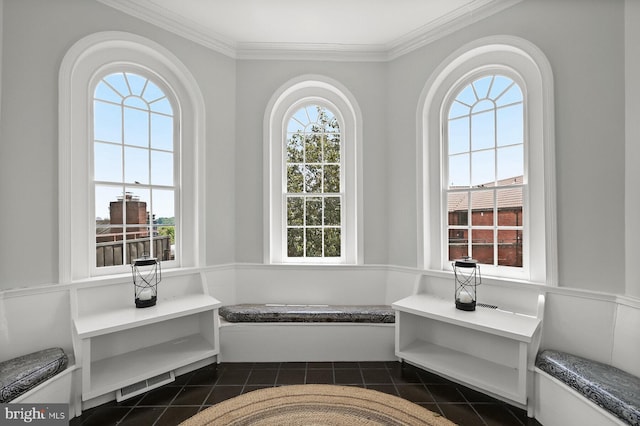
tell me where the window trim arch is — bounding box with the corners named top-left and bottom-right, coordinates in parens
top-left (264, 75), bottom-right (363, 264)
top-left (59, 31), bottom-right (206, 283)
top-left (417, 35), bottom-right (557, 285)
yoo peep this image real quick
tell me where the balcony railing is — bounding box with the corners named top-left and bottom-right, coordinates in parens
top-left (96, 235), bottom-right (173, 267)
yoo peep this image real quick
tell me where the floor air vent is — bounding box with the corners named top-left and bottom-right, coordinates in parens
top-left (116, 371), bottom-right (175, 401)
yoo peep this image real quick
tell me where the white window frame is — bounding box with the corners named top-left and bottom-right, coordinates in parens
top-left (418, 36), bottom-right (557, 284)
top-left (443, 69), bottom-right (527, 277)
top-left (91, 68), bottom-right (179, 273)
top-left (59, 31), bottom-right (206, 283)
top-left (264, 75), bottom-right (363, 264)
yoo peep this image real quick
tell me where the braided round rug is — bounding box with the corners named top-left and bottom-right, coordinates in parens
top-left (180, 384), bottom-right (455, 426)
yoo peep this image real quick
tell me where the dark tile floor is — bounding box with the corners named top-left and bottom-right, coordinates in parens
top-left (70, 361), bottom-right (543, 426)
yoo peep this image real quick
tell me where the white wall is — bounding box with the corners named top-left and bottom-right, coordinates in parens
top-left (0, 0), bottom-right (633, 297)
top-left (387, 0), bottom-right (626, 293)
top-left (625, 0), bottom-right (640, 299)
top-left (234, 60), bottom-right (389, 264)
top-left (0, 0), bottom-right (236, 290)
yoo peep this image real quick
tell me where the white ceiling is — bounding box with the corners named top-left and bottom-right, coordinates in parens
top-left (98, 0), bottom-right (521, 61)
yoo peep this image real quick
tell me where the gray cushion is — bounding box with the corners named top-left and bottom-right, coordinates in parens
top-left (536, 349), bottom-right (640, 426)
top-left (0, 348), bottom-right (68, 403)
top-left (219, 304), bottom-right (395, 323)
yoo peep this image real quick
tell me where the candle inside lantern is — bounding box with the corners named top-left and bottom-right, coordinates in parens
top-left (458, 290), bottom-right (473, 304)
top-left (138, 287), bottom-right (154, 301)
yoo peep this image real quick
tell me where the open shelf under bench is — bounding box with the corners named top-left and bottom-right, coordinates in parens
top-left (393, 293), bottom-right (542, 408)
top-left (74, 294), bottom-right (221, 402)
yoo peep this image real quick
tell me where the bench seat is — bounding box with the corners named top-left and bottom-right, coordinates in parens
top-left (0, 348), bottom-right (69, 403)
top-left (535, 349), bottom-right (640, 425)
top-left (218, 304), bottom-right (395, 323)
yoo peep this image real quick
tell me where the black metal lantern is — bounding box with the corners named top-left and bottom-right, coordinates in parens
top-left (453, 257), bottom-right (481, 311)
top-left (132, 255), bottom-right (161, 308)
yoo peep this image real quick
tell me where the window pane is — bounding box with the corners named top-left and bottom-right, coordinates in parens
top-left (142, 80), bottom-right (165, 103)
top-left (305, 197), bottom-right (322, 226)
top-left (124, 107), bottom-right (149, 147)
top-left (95, 81), bottom-right (122, 103)
top-left (324, 197), bottom-right (341, 226)
top-left (153, 189), bottom-right (175, 261)
top-left (287, 196), bottom-right (304, 226)
top-left (448, 117), bottom-right (469, 155)
top-left (496, 84), bottom-right (523, 106)
top-left (306, 228), bottom-right (322, 257)
top-left (152, 189), bottom-right (174, 222)
top-left (96, 236), bottom-right (123, 267)
top-left (287, 165), bottom-right (304, 193)
top-left (304, 165), bottom-right (322, 193)
top-left (448, 230), bottom-right (468, 261)
top-left (324, 134), bottom-right (340, 163)
top-left (497, 103), bottom-right (523, 147)
top-left (151, 113), bottom-right (173, 151)
top-left (287, 228), bottom-right (304, 257)
top-left (125, 73), bottom-right (147, 96)
top-left (473, 76), bottom-right (493, 99)
top-left (449, 101), bottom-right (470, 120)
top-left (324, 133), bottom-right (340, 163)
top-left (289, 108), bottom-right (307, 132)
top-left (489, 75), bottom-right (514, 100)
top-left (471, 150), bottom-right (495, 187)
top-left (305, 134), bottom-right (322, 163)
top-left (104, 73), bottom-right (129, 97)
top-left (472, 99), bottom-right (494, 114)
top-left (448, 153), bottom-right (470, 187)
top-left (287, 133), bottom-right (304, 163)
top-left (125, 188), bottom-right (150, 225)
top-left (324, 228), bottom-right (341, 257)
top-left (149, 98), bottom-right (172, 115)
top-left (471, 109), bottom-right (495, 151)
top-left (151, 150), bottom-right (173, 186)
top-left (497, 187), bottom-right (523, 226)
top-left (324, 165), bottom-right (340, 193)
top-left (498, 229), bottom-right (522, 267)
top-left (497, 145), bottom-right (524, 183)
top-left (472, 229), bottom-right (494, 265)
top-left (123, 96), bottom-right (147, 110)
top-left (95, 142), bottom-right (122, 183)
top-left (471, 190), bottom-right (494, 226)
top-left (95, 185), bottom-right (123, 223)
top-left (456, 84), bottom-right (477, 105)
top-left (124, 146), bottom-right (149, 184)
top-left (447, 193), bottom-right (468, 226)
top-left (94, 101), bottom-right (121, 143)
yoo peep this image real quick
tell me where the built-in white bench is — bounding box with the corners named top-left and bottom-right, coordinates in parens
top-left (533, 291), bottom-right (640, 426)
top-left (205, 265), bottom-right (418, 362)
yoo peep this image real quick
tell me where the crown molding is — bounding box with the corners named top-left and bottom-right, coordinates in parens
top-left (97, 0), bottom-right (522, 62)
top-left (236, 42), bottom-right (389, 62)
top-left (97, 0), bottom-right (237, 57)
top-left (387, 0), bottom-right (523, 60)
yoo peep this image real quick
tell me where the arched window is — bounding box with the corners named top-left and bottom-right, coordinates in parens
top-left (93, 71), bottom-right (177, 268)
top-left (285, 104), bottom-right (343, 259)
top-left (59, 32), bottom-right (205, 282)
top-left (445, 73), bottom-right (525, 269)
top-left (265, 76), bottom-right (362, 264)
top-left (419, 36), bottom-right (557, 284)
